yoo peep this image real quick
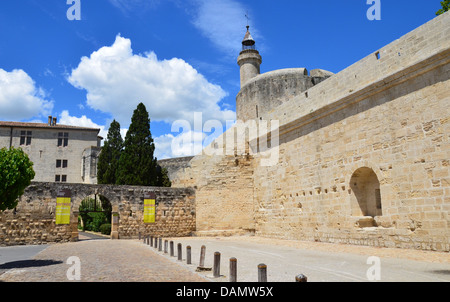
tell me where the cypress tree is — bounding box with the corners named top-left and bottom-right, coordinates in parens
top-left (97, 120), bottom-right (123, 184)
top-left (116, 103), bottom-right (158, 186)
top-left (156, 166), bottom-right (172, 187)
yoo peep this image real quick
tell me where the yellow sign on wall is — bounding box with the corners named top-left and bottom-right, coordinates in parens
top-left (56, 189), bottom-right (71, 225)
top-left (144, 192), bottom-right (156, 224)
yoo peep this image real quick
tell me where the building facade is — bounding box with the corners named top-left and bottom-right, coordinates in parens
top-left (171, 13), bottom-right (450, 252)
top-left (0, 116), bottom-right (102, 184)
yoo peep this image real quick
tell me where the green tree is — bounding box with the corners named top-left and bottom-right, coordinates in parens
top-left (156, 166), bottom-right (172, 187)
top-left (0, 147), bottom-right (35, 211)
top-left (116, 102), bottom-right (158, 186)
top-left (436, 0), bottom-right (450, 15)
top-left (97, 120), bottom-right (123, 184)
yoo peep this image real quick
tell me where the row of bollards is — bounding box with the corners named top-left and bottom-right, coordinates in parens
top-left (140, 234), bottom-right (307, 282)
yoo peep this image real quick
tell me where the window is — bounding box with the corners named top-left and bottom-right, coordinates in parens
top-left (55, 175), bottom-right (67, 183)
top-left (56, 160), bottom-right (68, 168)
top-left (20, 131), bottom-right (32, 146)
top-left (58, 132), bottom-right (69, 147)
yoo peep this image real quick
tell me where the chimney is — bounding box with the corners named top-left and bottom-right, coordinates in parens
top-left (48, 116), bottom-right (52, 126)
top-left (52, 117), bottom-right (57, 126)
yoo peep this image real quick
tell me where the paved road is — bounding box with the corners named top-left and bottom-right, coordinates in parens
top-left (0, 236), bottom-right (449, 282)
top-left (0, 239), bottom-right (207, 282)
top-left (162, 236), bottom-right (450, 282)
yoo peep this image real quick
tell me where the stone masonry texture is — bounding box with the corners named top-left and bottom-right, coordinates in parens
top-left (171, 13), bottom-right (450, 252)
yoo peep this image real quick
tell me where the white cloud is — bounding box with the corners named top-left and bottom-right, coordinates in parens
top-left (67, 35), bottom-right (234, 128)
top-left (0, 68), bottom-right (53, 121)
top-left (58, 110), bottom-right (108, 141)
top-left (154, 130), bottom-right (206, 160)
top-left (190, 0), bottom-right (260, 57)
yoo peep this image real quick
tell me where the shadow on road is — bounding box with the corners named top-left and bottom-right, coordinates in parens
top-left (0, 259), bottom-right (62, 270)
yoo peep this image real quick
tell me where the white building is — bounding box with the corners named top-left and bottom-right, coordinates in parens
top-left (0, 116), bottom-right (102, 184)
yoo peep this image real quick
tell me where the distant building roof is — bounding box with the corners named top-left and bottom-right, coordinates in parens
top-left (0, 120), bottom-right (101, 133)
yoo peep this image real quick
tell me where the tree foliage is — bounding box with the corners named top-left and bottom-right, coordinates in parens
top-left (116, 102), bottom-right (159, 186)
top-left (0, 147), bottom-right (35, 211)
top-left (436, 0), bottom-right (450, 15)
top-left (78, 196), bottom-right (111, 232)
top-left (97, 120), bottom-right (123, 184)
top-left (156, 166), bottom-right (172, 187)
top-left (98, 103), bottom-right (171, 187)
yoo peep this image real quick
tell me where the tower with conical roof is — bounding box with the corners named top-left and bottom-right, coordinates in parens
top-left (237, 26), bottom-right (262, 88)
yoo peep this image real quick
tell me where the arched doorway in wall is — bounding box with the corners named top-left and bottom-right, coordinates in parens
top-left (78, 194), bottom-right (112, 239)
top-left (350, 167), bottom-right (382, 225)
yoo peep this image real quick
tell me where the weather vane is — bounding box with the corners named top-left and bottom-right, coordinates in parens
top-left (245, 10), bottom-right (250, 28)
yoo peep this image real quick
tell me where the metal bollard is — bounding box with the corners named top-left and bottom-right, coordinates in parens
top-left (199, 245), bottom-right (206, 268)
top-left (229, 258), bottom-right (237, 282)
top-left (295, 274), bottom-right (308, 282)
top-left (177, 243), bottom-right (182, 261)
top-left (164, 240), bottom-right (168, 254)
top-left (213, 252), bottom-right (221, 278)
top-left (154, 237), bottom-right (158, 249)
top-left (258, 263), bottom-right (267, 282)
top-left (150, 236), bottom-right (153, 247)
top-left (158, 238), bottom-right (162, 252)
top-left (187, 246), bottom-right (192, 264)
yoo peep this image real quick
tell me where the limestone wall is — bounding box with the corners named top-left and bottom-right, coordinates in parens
top-left (249, 13), bottom-right (450, 251)
top-left (252, 59), bottom-right (449, 251)
top-left (0, 182), bottom-right (196, 245)
top-left (0, 211), bottom-right (73, 246)
top-left (173, 13), bottom-right (450, 251)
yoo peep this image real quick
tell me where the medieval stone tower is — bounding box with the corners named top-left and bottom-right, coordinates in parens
top-left (237, 26), bottom-right (262, 88)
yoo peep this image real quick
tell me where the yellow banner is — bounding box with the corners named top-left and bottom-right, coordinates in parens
top-left (144, 192), bottom-right (156, 224)
top-left (56, 189), bottom-right (71, 225)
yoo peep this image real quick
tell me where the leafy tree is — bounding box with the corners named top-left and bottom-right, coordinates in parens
top-left (116, 102), bottom-right (158, 186)
top-left (436, 0), bottom-right (450, 15)
top-left (78, 196), bottom-right (111, 232)
top-left (0, 147), bottom-right (35, 211)
top-left (156, 166), bottom-right (172, 187)
top-left (97, 120), bottom-right (123, 184)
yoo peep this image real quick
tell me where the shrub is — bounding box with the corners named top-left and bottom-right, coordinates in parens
top-left (99, 223), bottom-right (111, 235)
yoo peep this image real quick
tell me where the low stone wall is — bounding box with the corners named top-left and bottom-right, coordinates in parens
top-left (0, 212), bottom-right (73, 246)
top-left (0, 182), bottom-right (196, 246)
top-left (117, 188), bottom-right (196, 239)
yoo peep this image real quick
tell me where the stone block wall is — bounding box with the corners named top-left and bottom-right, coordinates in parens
top-left (0, 212), bottom-right (72, 246)
top-left (172, 13), bottom-right (450, 252)
top-left (117, 188), bottom-right (196, 239)
top-left (0, 182), bottom-right (196, 245)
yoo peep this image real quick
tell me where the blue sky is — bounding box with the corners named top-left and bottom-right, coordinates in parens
top-left (0, 0), bottom-right (442, 159)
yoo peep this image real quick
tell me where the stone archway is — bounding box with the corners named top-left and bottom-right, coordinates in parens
top-left (350, 167), bottom-right (382, 218)
top-left (78, 194), bottom-right (113, 238)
